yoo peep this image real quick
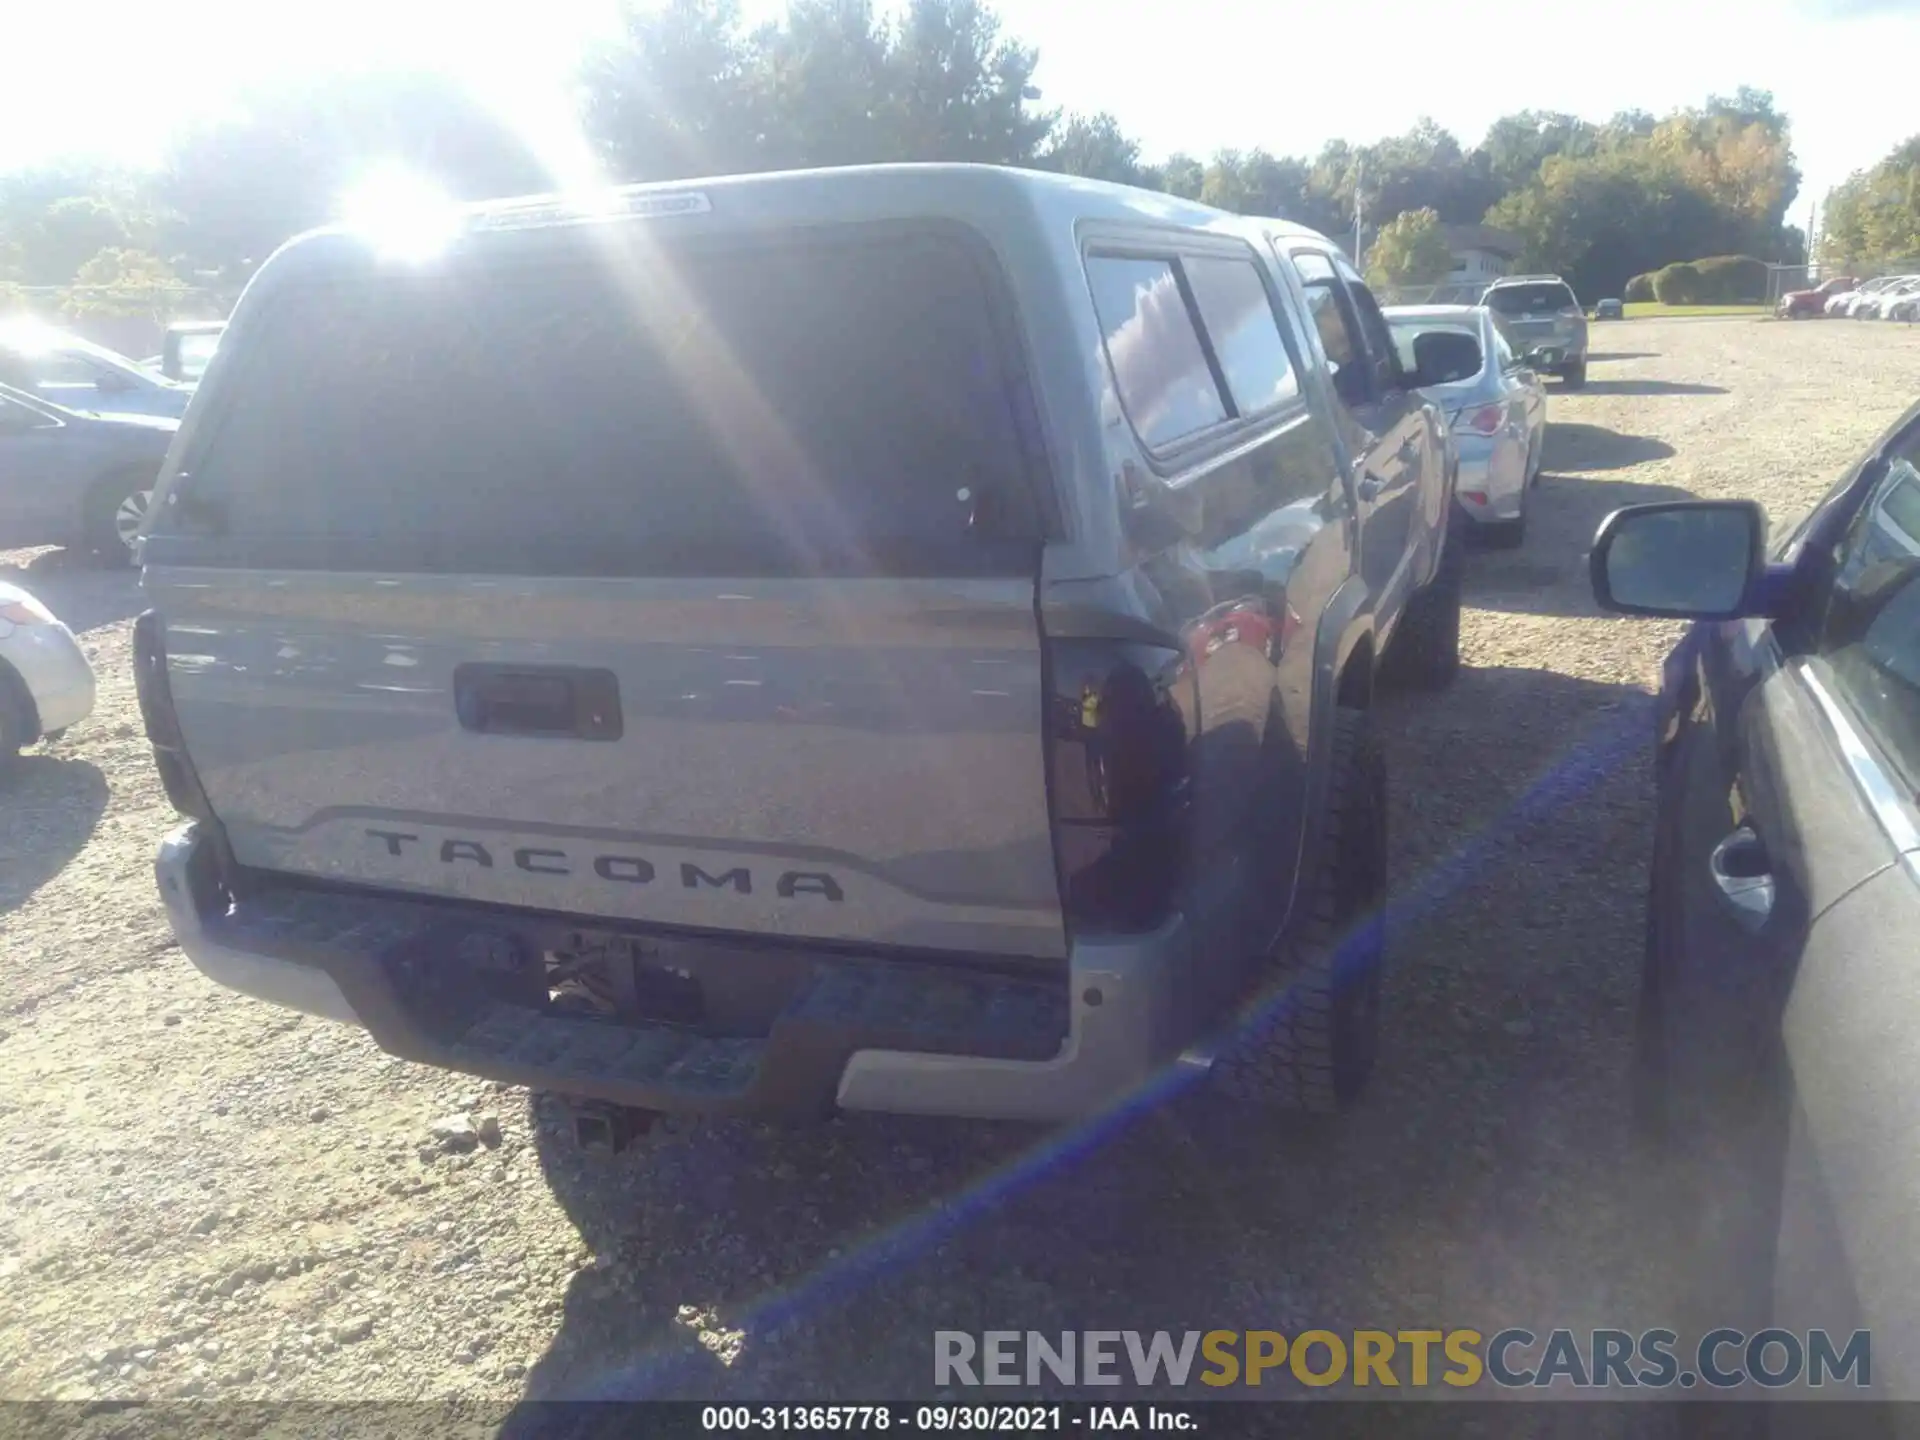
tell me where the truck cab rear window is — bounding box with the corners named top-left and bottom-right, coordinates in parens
top-left (173, 229), bottom-right (1042, 576)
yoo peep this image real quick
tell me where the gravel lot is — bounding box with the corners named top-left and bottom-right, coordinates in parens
top-left (3, 317), bottom-right (1918, 1415)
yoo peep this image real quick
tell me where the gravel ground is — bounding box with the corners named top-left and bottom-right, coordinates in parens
top-left (2, 317), bottom-right (1917, 1415)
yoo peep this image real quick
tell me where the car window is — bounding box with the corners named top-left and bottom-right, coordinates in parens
top-left (1179, 254), bottom-right (1301, 417)
top-left (1485, 282), bottom-right (1579, 315)
top-left (15, 351), bottom-right (101, 390)
top-left (1384, 319), bottom-right (1478, 378)
top-left (0, 393), bottom-right (56, 431)
top-left (1284, 249), bottom-right (1368, 407)
top-left (1086, 255), bottom-right (1230, 450)
top-left (1329, 255), bottom-right (1402, 385)
top-left (1821, 439), bottom-right (1920, 787)
top-left (170, 227), bottom-right (1045, 578)
top-left (1488, 320), bottom-right (1516, 370)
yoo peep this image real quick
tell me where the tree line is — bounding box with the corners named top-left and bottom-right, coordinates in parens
top-left (0, 0), bottom-right (1880, 331)
top-left (1821, 136), bottom-right (1920, 272)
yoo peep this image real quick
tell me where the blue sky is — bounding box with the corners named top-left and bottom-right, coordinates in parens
top-left (4, 0), bottom-right (1914, 222)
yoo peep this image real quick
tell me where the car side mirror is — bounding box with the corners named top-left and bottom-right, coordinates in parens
top-left (1590, 500), bottom-right (1769, 619)
top-left (1408, 331), bottom-right (1481, 388)
top-left (1524, 347), bottom-right (1562, 370)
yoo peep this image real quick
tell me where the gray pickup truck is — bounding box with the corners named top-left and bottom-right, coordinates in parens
top-left (135, 165), bottom-right (1467, 1129)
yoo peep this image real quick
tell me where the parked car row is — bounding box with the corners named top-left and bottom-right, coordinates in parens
top-left (1778, 272), bottom-right (1920, 320)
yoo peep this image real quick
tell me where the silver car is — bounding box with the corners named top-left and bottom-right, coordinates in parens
top-left (0, 581), bottom-right (95, 766)
top-left (1481, 275), bottom-right (1589, 388)
top-left (1385, 304), bottom-right (1548, 547)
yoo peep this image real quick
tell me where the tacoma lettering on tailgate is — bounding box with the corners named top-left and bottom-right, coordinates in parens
top-left (364, 829), bottom-right (845, 901)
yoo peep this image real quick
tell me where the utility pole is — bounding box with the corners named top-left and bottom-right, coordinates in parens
top-left (1352, 159), bottom-right (1365, 269)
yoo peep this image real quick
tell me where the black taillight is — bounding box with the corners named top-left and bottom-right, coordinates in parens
top-left (133, 608), bottom-right (214, 822)
top-left (1046, 640), bottom-right (1195, 934)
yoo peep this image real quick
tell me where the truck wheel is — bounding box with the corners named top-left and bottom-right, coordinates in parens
top-left (1383, 517), bottom-right (1463, 690)
top-left (1560, 361), bottom-right (1587, 390)
top-left (1213, 707), bottom-right (1387, 1113)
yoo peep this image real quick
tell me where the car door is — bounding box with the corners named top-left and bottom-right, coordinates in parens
top-left (1279, 244), bottom-right (1428, 623)
top-left (1643, 415), bottom-right (1920, 1396)
top-left (1489, 313), bottom-right (1546, 449)
top-left (0, 391), bottom-right (72, 536)
top-left (1764, 441), bottom-right (1920, 1407)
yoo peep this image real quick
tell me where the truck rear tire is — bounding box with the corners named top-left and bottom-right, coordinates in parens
top-left (1383, 518), bottom-right (1463, 690)
top-left (1213, 707), bottom-right (1387, 1113)
top-left (1560, 361), bottom-right (1587, 389)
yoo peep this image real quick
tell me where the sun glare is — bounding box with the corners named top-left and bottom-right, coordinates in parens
top-left (337, 163), bottom-right (465, 261)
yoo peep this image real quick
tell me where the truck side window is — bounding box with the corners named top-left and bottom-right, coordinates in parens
top-left (1180, 254), bottom-right (1301, 418)
top-left (1085, 254), bottom-right (1230, 450)
top-left (1286, 250), bottom-right (1368, 409)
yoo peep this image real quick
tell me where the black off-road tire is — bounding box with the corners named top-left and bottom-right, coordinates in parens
top-left (1383, 517), bottom-right (1464, 690)
top-left (1212, 707), bottom-right (1388, 1113)
top-left (1560, 360), bottom-right (1588, 390)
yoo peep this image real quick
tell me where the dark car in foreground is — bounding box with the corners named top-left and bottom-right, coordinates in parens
top-left (0, 382), bottom-right (176, 562)
top-left (1592, 400), bottom-right (1920, 1398)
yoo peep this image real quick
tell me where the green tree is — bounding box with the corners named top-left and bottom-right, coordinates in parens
top-left (881, 0), bottom-right (1053, 164)
top-left (62, 248), bottom-right (186, 323)
top-left (1820, 137), bottom-right (1920, 269)
top-left (160, 70), bottom-right (546, 275)
top-left (1364, 207), bottom-right (1453, 288)
top-left (1039, 112), bottom-right (1150, 187)
top-left (1157, 153), bottom-right (1205, 201)
top-left (17, 196), bottom-right (131, 286)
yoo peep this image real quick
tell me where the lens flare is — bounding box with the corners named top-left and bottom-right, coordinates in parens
top-left (338, 163), bottom-right (464, 261)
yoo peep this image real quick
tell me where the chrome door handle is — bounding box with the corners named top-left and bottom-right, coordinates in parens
top-left (1709, 825), bottom-right (1775, 933)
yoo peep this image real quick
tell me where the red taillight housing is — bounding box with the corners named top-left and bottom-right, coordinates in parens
top-left (132, 608), bottom-right (215, 822)
top-left (1455, 404), bottom-right (1504, 436)
top-left (1045, 639), bottom-right (1196, 935)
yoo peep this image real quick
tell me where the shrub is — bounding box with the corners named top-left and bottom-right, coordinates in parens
top-left (1690, 254), bottom-right (1768, 303)
top-left (1624, 272), bottom-right (1656, 303)
top-left (1652, 262), bottom-right (1702, 305)
top-left (1646, 255), bottom-right (1768, 305)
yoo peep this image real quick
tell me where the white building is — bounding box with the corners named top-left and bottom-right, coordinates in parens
top-left (1441, 225), bottom-right (1523, 283)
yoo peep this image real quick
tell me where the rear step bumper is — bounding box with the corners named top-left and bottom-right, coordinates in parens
top-left (156, 823), bottom-right (1194, 1123)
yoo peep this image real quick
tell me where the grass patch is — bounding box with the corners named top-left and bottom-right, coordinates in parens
top-left (1619, 302), bottom-right (1767, 319)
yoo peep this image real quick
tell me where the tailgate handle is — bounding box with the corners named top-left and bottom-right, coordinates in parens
top-left (454, 665), bottom-right (623, 741)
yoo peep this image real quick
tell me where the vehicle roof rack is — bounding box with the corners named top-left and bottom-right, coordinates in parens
top-left (1491, 274), bottom-right (1564, 284)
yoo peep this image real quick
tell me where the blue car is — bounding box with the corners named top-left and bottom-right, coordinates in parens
top-left (0, 321), bottom-right (194, 420)
top-left (0, 382), bottom-right (178, 563)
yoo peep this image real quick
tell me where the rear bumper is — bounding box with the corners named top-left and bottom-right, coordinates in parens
top-left (1450, 437), bottom-right (1524, 522)
top-left (1, 619), bottom-right (96, 737)
top-left (155, 823), bottom-right (1193, 1123)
